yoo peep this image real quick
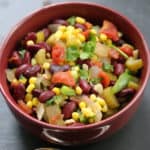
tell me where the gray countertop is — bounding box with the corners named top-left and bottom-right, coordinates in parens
top-left (0, 0), bottom-right (150, 150)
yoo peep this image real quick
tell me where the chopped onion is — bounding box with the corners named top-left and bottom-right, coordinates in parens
top-left (36, 103), bottom-right (45, 120)
top-left (89, 66), bottom-right (100, 78)
top-left (6, 69), bottom-right (16, 82)
top-left (48, 24), bottom-right (61, 33)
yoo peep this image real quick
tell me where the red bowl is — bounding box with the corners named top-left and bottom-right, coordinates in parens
top-left (0, 2), bottom-right (150, 146)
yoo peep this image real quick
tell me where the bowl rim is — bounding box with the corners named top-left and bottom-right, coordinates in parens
top-left (0, 2), bottom-right (150, 131)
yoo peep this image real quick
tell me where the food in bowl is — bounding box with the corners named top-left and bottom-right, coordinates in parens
top-left (6, 16), bottom-right (143, 126)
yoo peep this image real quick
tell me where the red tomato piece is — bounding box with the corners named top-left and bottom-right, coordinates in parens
top-left (18, 100), bottom-right (32, 114)
top-left (100, 20), bottom-right (119, 41)
top-left (120, 44), bottom-right (133, 56)
top-left (82, 30), bottom-right (90, 39)
top-left (51, 71), bottom-right (75, 87)
top-left (52, 44), bottom-right (65, 64)
top-left (99, 71), bottom-right (110, 88)
top-left (109, 48), bottom-right (120, 59)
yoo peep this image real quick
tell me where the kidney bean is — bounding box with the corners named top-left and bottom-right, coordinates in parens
top-left (26, 44), bottom-right (42, 54)
top-left (53, 19), bottom-right (69, 26)
top-left (38, 42), bottom-right (51, 53)
top-left (118, 55), bottom-right (126, 63)
top-left (22, 51), bottom-right (31, 64)
top-left (50, 64), bottom-right (70, 74)
top-left (114, 63), bottom-right (125, 76)
top-left (25, 32), bottom-right (37, 42)
top-left (24, 65), bottom-right (41, 78)
top-left (76, 59), bottom-right (91, 67)
top-left (62, 101), bottom-right (77, 119)
top-left (79, 79), bottom-right (91, 94)
top-left (32, 89), bottom-right (43, 97)
top-left (74, 23), bottom-right (86, 31)
top-left (11, 83), bottom-right (25, 100)
top-left (43, 28), bottom-right (51, 39)
top-left (39, 90), bottom-right (55, 103)
top-left (117, 88), bottom-right (135, 97)
top-left (15, 64), bottom-right (30, 78)
top-left (8, 51), bottom-right (22, 67)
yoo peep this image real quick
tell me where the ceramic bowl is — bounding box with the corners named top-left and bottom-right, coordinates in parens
top-left (0, 2), bottom-right (150, 146)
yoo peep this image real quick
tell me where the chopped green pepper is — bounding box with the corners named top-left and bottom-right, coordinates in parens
top-left (60, 85), bottom-right (76, 96)
top-left (67, 16), bottom-right (76, 25)
top-left (103, 62), bottom-right (114, 72)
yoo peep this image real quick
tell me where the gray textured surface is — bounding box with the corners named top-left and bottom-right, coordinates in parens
top-left (0, 0), bottom-right (150, 150)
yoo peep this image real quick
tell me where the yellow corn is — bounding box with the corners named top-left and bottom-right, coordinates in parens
top-left (52, 87), bottom-right (60, 95)
top-left (76, 17), bottom-right (86, 24)
top-left (106, 39), bottom-right (112, 45)
top-left (26, 101), bottom-right (33, 109)
top-left (36, 31), bottom-right (45, 43)
top-left (101, 105), bottom-right (108, 112)
top-left (43, 62), bottom-right (50, 70)
top-left (12, 79), bottom-right (18, 84)
top-left (90, 94), bottom-right (97, 101)
top-left (32, 97), bottom-right (39, 106)
top-left (82, 108), bottom-right (95, 118)
top-left (79, 101), bottom-right (86, 109)
top-left (19, 77), bottom-right (27, 84)
top-left (75, 86), bottom-right (83, 95)
top-left (72, 112), bottom-right (79, 121)
top-left (58, 25), bottom-right (66, 31)
top-left (25, 93), bottom-right (33, 102)
top-left (90, 29), bottom-right (97, 34)
top-left (26, 84), bottom-right (35, 93)
top-left (96, 97), bottom-right (108, 112)
top-left (99, 33), bottom-right (107, 41)
top-left (26, 40), bottom-right (34, 46)
top-left (72, 66), bottom-right (80, 72)
top-left (89, 118), bottom-right (95, 123)
top-left (78, 34), bottom-right (85, 42)
top-left (29, 77), bottom-right (37, 84)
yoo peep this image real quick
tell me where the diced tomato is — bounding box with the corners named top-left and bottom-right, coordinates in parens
top-left (52, 44), bottom-right (65, 64)
top-left (109, 48), bottom-right (120, 59)
top-left (100, 20), bottom-right (119, 41)
top-left (82, 30), bottom-right (90, 39)
top-left (49, 114), bottom-right (62, 125)
top-left (18, 100), bottom-right (32, 114)
top-left (91, 60), bottom-right (102, 67)
top-left (99, 71), bottom-right (110, 87)
top-left (84, 22), bottom-right (92, 29)
top-left (120, 44), bottom-right (133, 56)
top-left (51, 71), bottom-right (75, 87)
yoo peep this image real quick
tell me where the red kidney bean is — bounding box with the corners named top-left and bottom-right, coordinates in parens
top-left (43, 28), bottom-right (51, 39)
top-left (62, 101), bottom-right (77, 119)
top-left (114, 63), bottom-right (125, 76)
top-left (8, 51), bottom-right (22, 67)
top-left (11, 83), bottom-right (25, 100)
top-left (76, 59), bottom-right (91, 67)
top-left (53, 19), bottom-right (69, 26)
top-left (118, 55), bottom-right (126, 63)
top-left (39, 91), bottom-right (55, 103)
top-left (117, 88), bottom-right (135, 97)
top-left (79, 79), bottom-right (91, 94)
top-left (22, 51), bottom-right (31, 64)
top-left (26, 44), bottom-right (42, 54)
top-left (50, 64), bottom-right (70, 73)
top-left (32, 89), bottom-right (43, 97)
top-left (38, 42), bottom-right (51, 53)
top-left (25, 32), bottom-right (37, 42)
top-left (74, 23), bottom-right (86, 31)
top-left (24, 65), bottom-right (41, 78)
top-left (15, 64), bottom-right (30, 78)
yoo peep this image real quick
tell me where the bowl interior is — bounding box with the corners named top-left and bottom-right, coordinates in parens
top-left (0, 2), bottom-right (149, 129)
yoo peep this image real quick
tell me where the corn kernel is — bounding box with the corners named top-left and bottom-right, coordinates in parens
top-left (12, 79), bottom-right (18, 84)
top-left (90, 94), bottom-right (97, 101)
top-left (99, 33), bottom-right (107, 41)
top-left (58, 25), bottom-right (66, 31)
top-left (36, 31), bottom-right (45, 43)
top-left (78, 34), bottom-right (85, 42)
top-left (90, 29), bottom-right (97, 34)
top-left (29, 77), bottom-right (37, 84)
top-left (106, 39), bottom-right (112, 45)
top-left (79, 101), bottom-right (86, 109)
top-left (71, 70), bottom-right (79, 80)
top-left (94, 83), bottom-right (103, 95)
top-left (32, 97), bottom-right (39, 106)
top-left (26, 84), bottom-right (35, 93)
top-left (25, 93), bottom-right (33, 102)
top-left (82, 64), bottom-right (88, 71)
top-left (72, 66), bottom-right (80, 72)
top-left (43, 62), bottom-right (50, 70)
top-left (26, 40), bottom-right (34, 46)
top-left (95, 102), bottom-right (102, 111)
top-left (72, 112), bottom-right (79, 121)
top-left (101, 105), bottom-right (108, 112)
top-left (96, 97), bottom-right (106, 106)
top-left (82, 108), bottom-right (94, 118)
top-left (76, 17), bottom-right (86, 24)
top-left (91, 55), bottom-right (98, 61)
top-left (19, 77), bottom-right (27, 84)
top-left (31, 58), bottom-right (37, 65)
top-left (67, 25), bottom-right (75, 31)
top-left (75, 86), bottom-right (83, 95)
top-left (52, 87), bottom-right (60, 95)
top-left (26, 101), bottom-right (33, 109)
